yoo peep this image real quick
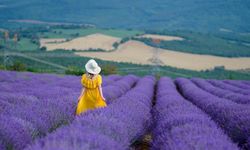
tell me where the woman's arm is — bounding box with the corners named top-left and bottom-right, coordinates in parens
top-left (78, 87), bottom-right (85, 100)
top-left (98, 85), bottom-right (106, 101)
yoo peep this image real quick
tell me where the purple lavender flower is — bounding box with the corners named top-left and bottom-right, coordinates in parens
top-left (0, 114), bottom-right (32, 150)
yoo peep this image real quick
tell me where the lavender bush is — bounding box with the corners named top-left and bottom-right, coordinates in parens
top-left (241, 81), bottom-right (250, 86)
top-left (103, 74), bottom-right (139, 104)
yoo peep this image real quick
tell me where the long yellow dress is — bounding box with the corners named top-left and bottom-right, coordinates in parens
top-left (75, 74), bottom-right (107, 115)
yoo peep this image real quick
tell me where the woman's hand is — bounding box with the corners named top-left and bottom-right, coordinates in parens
top-left (102, 97), bottom-right (106, 101)
top-left (77, 96), bottom-right (81, 102)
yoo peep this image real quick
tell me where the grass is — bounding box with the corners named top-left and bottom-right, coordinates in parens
top-left (15, 38), bottom-right (39, 51)
top-left (0, 38), bottom-right (39, 51)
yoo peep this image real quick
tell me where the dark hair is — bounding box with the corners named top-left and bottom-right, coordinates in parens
top-left (87, 72), bottom-right (94, 76)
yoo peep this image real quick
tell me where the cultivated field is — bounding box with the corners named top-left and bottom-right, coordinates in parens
top-left (40, 33), bottom-right (121, 51)
top-left (75, 40), bottom-right (250, 71)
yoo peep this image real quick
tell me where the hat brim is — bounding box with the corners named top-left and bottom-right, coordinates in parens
top-left (85, 63), bottom-right (101, 74)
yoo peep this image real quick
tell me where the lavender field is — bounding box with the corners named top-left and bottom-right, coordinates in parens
top-left (0, 70), bottom-right (250, 150)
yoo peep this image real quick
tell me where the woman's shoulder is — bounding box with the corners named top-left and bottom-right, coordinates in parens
top-left (97, 74), bottom-right (102, 78)
top-left (81, 73), bottom-right (87, 81)
top-left (81, 73), bottom-right (86, 78)
top-left (81, 74), bottom-right (87, 83)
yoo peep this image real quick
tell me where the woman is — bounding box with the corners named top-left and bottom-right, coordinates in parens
top-left (75, 59), bottom-right (107, 116)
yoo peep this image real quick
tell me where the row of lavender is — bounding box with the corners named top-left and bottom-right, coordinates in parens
top-left (1, 70), bottom-right (250, 150)
top-left (175, 78), bottom-right (250, 149)
top-left (152, 77), bottom-right (239, 149)
top-left (0, 70), bottom-right (138, 150)
top-left (191, 78), bottom-right (250, 104)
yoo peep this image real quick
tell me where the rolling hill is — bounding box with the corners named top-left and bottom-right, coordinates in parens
top-left (0, 0), bottom-right (250, 33)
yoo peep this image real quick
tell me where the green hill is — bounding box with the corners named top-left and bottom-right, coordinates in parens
top-left (0, 0), bottom-right (250, 33)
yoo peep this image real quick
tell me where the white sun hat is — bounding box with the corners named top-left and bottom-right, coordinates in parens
top-left (85, 59), bottom-right (101, 74)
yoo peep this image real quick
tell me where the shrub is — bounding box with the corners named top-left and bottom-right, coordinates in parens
top-left (65, 65), bottom-right (84, 75)
top-left (40, 46), bottom-right (47, 51)
top-left (101, 64), bottom-right (118, 75)
top-left (8, 61), bottom-right (26, 71)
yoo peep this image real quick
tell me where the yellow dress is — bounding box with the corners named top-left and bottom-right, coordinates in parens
top-left (75, 74), bottom-right (107, 115)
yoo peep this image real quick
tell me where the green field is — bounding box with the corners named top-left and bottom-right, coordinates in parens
top-left (0, 38), bottom-right (39, 51)
top-left (136, 30), bottom-right (250, 57)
